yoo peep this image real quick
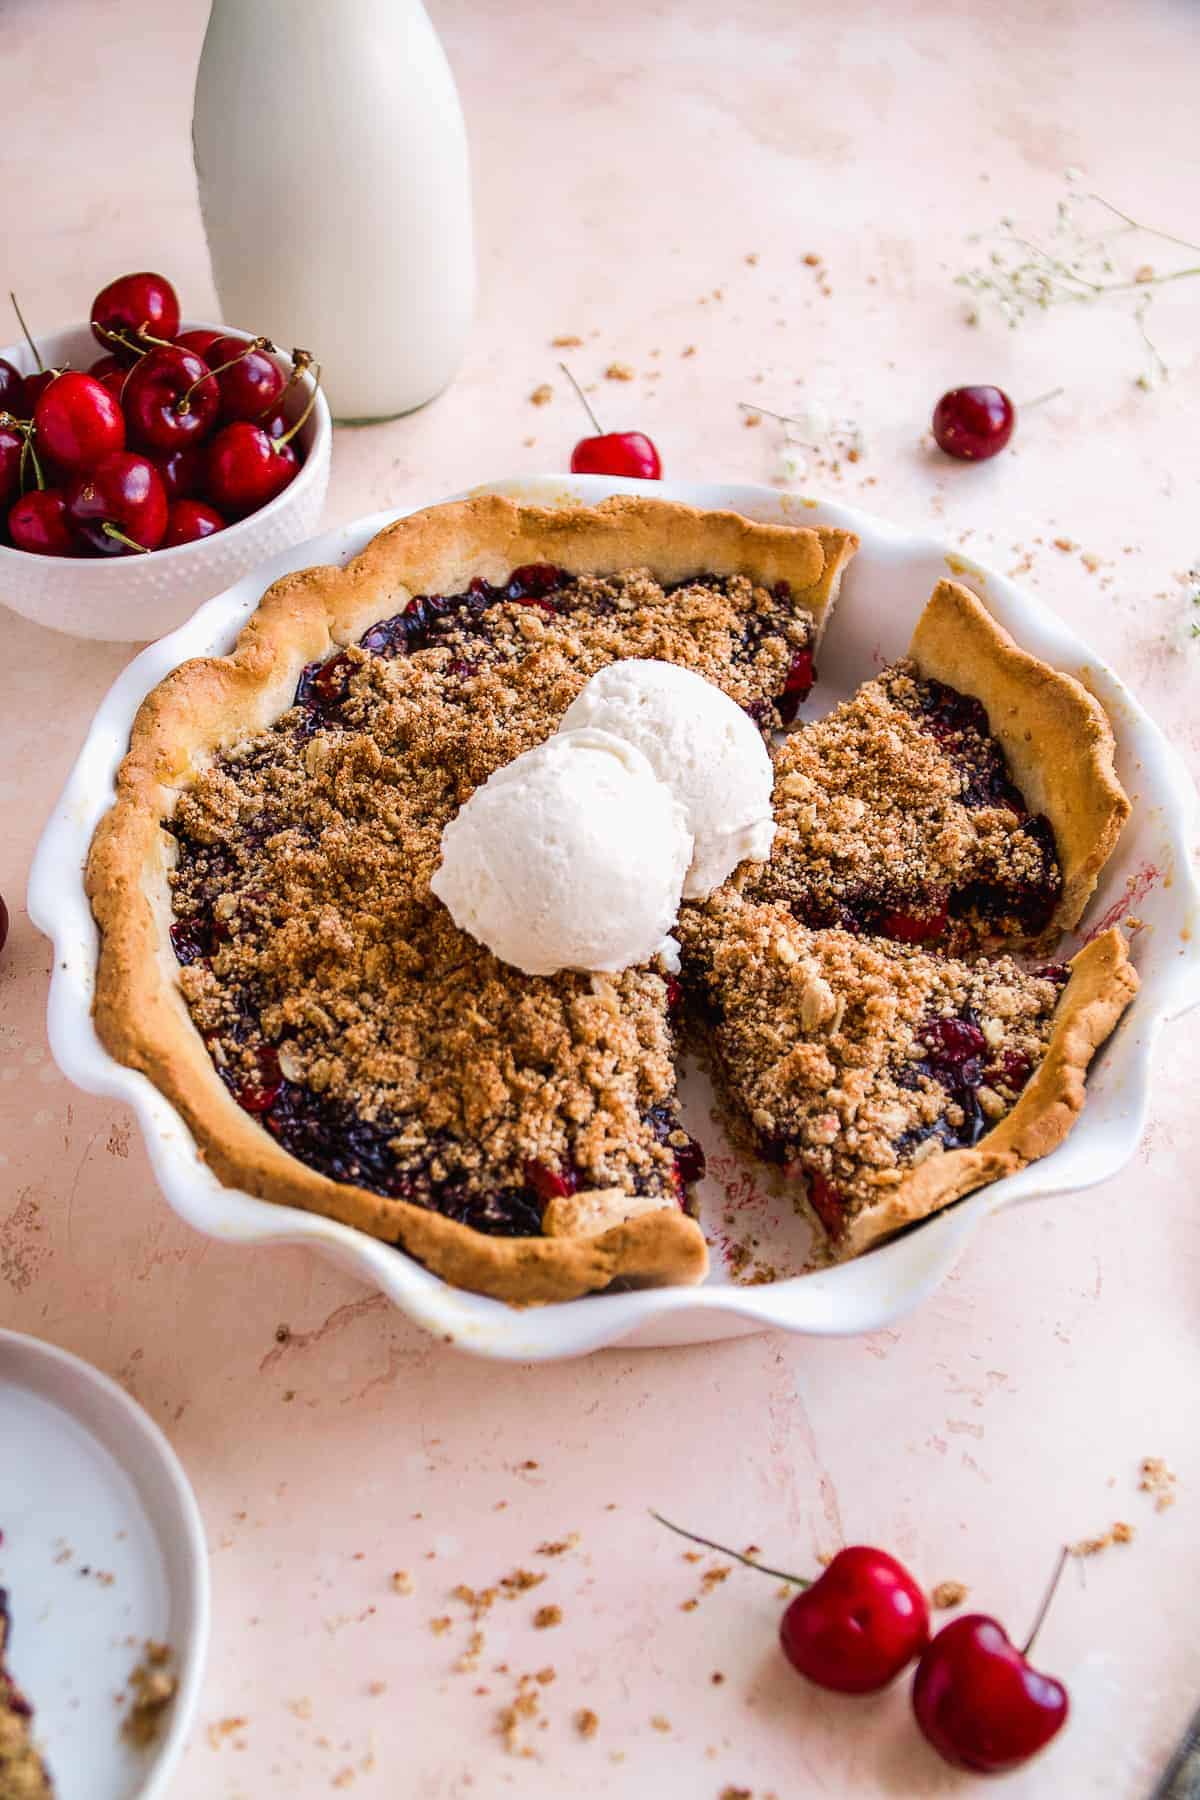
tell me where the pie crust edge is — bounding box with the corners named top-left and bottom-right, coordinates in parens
top-left (85, 495), bottom-right (857, 1305)
top-left (833, 925), bottom-right (1138, 1258)
top-left (910, 580), bottom-right (1131, 937)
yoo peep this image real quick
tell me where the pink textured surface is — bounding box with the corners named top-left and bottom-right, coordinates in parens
top-left (2, 0), bottom-right (1197, 1794)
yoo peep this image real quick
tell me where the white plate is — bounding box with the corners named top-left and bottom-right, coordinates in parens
top-left (0, 1330), bottom-right (209, 1799)
top-left (27, 474), bottom-right (1200, 1361)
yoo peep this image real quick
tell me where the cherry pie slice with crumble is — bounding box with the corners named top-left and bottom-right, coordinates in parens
top-left (678, 891), bottom-right (1137, 1260)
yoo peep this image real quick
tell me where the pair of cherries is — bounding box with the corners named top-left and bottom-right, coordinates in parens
top-left (656, 1515), bottom-right (1069, 1775)
top-left (1, 271), bottom-right (315, 556)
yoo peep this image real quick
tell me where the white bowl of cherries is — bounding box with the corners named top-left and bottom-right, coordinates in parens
top-left (0, 271), bottom-right (331, 642)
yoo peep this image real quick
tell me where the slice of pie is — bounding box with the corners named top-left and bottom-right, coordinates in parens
top-left (0, 1592), bottom-right (54, 1800)
top-left (86, 495), bottom-right (856, 1304)
top-left (678, 890), bottom-right (1137, 1259)
top-left (746, 580), bottom-right (1130, 951)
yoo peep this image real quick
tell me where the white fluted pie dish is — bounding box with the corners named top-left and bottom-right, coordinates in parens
top-left (28, 475), bottom-right (1200, 1360)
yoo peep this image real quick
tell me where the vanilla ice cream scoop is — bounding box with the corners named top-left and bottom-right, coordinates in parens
top-left (430, 728), bottom-right (692, 976)
top-left (559, 660), bottom-right (775, 899)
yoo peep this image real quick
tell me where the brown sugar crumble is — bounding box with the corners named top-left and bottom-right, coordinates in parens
top-left (575, 1707), bottom-right (599, 1738)
top-left (1139, 1457), bottom-right (1177, 1510)
top-left (121, 1642), bottom-right (177, 1749)
top-left (931, 1580), bottom-right (969, 1609)
top-left (605, 363), bottom-right (635, 381)
top-left (551, 335), bottom-right (583, 348)
top-left (529, 383), bottom-right (553, 406)
top-left (389, 1570), bottom-right (412, 1595)
top-left (1071, 1523), bottom-right (1134, 1556)
top-left (533, 1605), bottom-right (562, 1629)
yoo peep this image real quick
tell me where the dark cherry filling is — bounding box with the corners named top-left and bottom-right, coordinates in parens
top-left (294, 565), bottom-right (814, 732)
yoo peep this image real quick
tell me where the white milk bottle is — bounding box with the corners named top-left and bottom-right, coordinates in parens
top-left (192, 0), bottom-right (474, 422)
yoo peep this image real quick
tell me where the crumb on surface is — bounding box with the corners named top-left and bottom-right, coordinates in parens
top-left (390, 1570), bottom-right (412, 1595)
top-left (931, 1580), bottom-right (968, 1609)
top-left (536, 1534), bottom-right (580, 1557)
top-left (1140, 1457), bottom-right (1177, 1510)
top-left (122, 1643), bottom-right (177, 1748)
top-left (552, 335), bottom-right (583, 348)
top-left (206, 1716), bottom-right (248, 1751)
top-left (576, 1707), bottom-right (599, 1738)
top-left (605, 363), bottom-right (635, 381)
top-left (533, 1605), bottom-right (562, 1629)
top-left (650, 1714), bottom-right (671, 1733)
top-left (529, 383), bottom-right (553, 406)
top-left (429, 1616), bottom-right (452, 1636)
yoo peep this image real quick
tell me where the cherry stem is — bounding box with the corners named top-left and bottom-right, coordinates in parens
top-left (559, 362), bottom-right (603, 435)
top-left (93, 321), bottom-right (145, 359)
top-left (740, 401), bottom-right (805, 429)
top-left (650, 1512), bottom-right (811, 1588)
top-left (273, 359), bottom-right (321, 451)
top-left (20, 427), bottom-right (44, 494)
top-left (260, 347), bottom-right (313, 419)
top-left (10, 292), bottom-right (43, 372)
top-left (101, 523), bottom-right (151, 554)
top-left (1022, 1544), bottom-right (1069, 1658)
top-left (178, 338), bottom-right (272, 415)
top-left (1018, 386), bottom-right (1065, 411)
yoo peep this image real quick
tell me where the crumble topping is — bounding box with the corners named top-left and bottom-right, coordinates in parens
top-left (679, 891), bottom-right (1068, 1232)
top-left (0, 1592), bottom-right (53, 1800)
top-left (744, 661), bottom-right (1061, 945)
top-left (169, 568), bottom-right (806, 1230)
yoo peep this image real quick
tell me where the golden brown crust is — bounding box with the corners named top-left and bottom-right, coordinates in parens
top-left (910, 581), bottom-right (1130, 935)
top-left (835, 927), bottom-right (1138, 1256)
top-left (87, 496), bottom-right (855, 1305)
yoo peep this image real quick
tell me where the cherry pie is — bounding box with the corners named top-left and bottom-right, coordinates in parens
top-left (87, 496), bottom-right (1135, 1301)
top-left (0, 1591), bottom-right (53, 1800)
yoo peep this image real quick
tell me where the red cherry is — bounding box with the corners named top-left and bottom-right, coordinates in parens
top-left (780, 1547), bottom-right (930, 1694)
top-left (88, 355), bottom-right (129, 407)
top-left (174, 328), bottom-right (222, 361)
top-left (559, 361), bottom-right (661, 479)
top-left (776, 646), bottom-right (815, 724)
top-left (878, 896), bottom-right (950, 943)
top-left (0, 359), bottom-right (24, 413)
top-left (21, 369), bottom-right (57, 417)
top-left (122, 347), bottom-right (219, 452)
top-left (207, 421), bottom-right (299, 517)
top-left (0, 423), bottom-right (24, 509)
top-left (65, 452), bottom-right (168, 554)
top-left (912, 1614), bottom-right (1068, 1773)
top-left (235, 1045), bottom-right (283, 1114)
top-left (523, 1159), bottom-right (578, 1205)
top-left (90, 271), bottom-right (181, 362)
top-left (163, 498), bottom-right (225, 547)
top-left (150, 443), bottom-right (205, 502)
top-left (932, 386), bottom-right (1015, 462)
top-left (33, 371), bottom-right (126, 473)
top-left (9, 488), bottom-right (76, 557)
top-left (653, 1516), bottom-right (927, 1698)
top-left (205, 334), bottom-right (285, 423)
top-left (0, 893), bottom-right (7, 953)
top-left (570, 431), bottom-right (662, 479)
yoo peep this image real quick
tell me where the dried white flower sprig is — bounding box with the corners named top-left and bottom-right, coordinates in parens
top-left (956, 174), bottom-right (1200, 387)
top-left (740, 401), bottom-right (864, 484)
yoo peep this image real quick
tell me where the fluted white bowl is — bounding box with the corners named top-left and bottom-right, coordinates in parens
top-left (0, 320), bottom-right (330, 641)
